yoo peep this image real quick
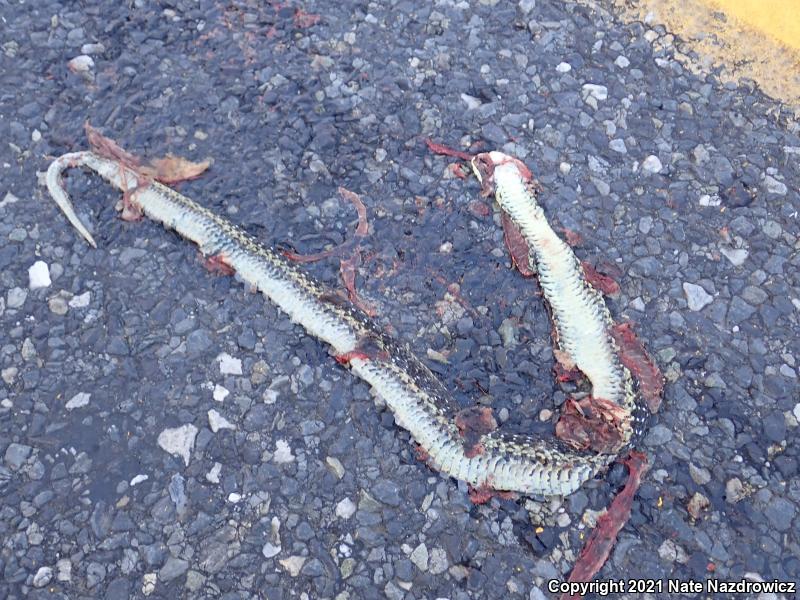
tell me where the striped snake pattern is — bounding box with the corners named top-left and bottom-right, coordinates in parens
top-left (45, 147), bottom-right (647, 496)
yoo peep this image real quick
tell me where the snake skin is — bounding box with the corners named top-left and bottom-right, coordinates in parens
top-left (45, 149), bottom-right (646, 496)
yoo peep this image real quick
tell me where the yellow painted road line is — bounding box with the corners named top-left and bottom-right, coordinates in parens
top-left (704, 0), bottom-right (800, 53)
top-left (603, 0), bottom-right (800, 112)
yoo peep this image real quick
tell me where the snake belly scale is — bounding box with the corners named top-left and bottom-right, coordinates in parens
top-left (45, 147), bottom-right (647, 497)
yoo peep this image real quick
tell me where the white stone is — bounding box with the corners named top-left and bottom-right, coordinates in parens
top-left (262, 542), bottom-right (281, 558)
top-left (157, 424), bottom-right (198, 466)
top-left (609, 139), bottom-right (627, 153)
top-left (208, 409), bottom-right (235, 432)
top-left (326, 456), bottom-right (345, 479)
top-left (206, 462), bottom-right (222, 484)
top-left (429, 547), bottom-right (449, 575)
top-left (130, 474), bottom-right (149, 486)
top-left (212, 384), bottom-right (229, 402)
top-left (683, 282), bottom-right (713, 311)
top-left (33, 566), bottom-right (53, 587)
top-left (614, 55), bottom-right (630, 68)
top-left (81, 42), bottom-right (106, 54)
top-left (641, 155), bottom-right (663, 173)
top-left (335, 497), bottom-right (356, 519)
top-left (56, 558), bottom-right (72, 582)
top-left (67, 55), bottom-right (94, 73)
top-left (556, 62), bottom-right (571, 73)
top-left (279, 556), bottom-right (306, 577)
top-left (460, 93), bottom-right (482, 110)
top-left (28, 261), bottom-right (51, 289)
top-left (559, 162), bottom-right (571, 174)
top-left (410, 543), bottom-right (429, 571)
top-left (142, 573), bottom-right (157, 596)
top-left (228, 492), bottom-right (242, 503)
top-left (273, 439), bottom-right (294, 463)
top-left (65, 392), bottom-right (91, 410)
top-left (763, 174), bottom-right (787, 195)
top-left (658, 539), bottom-right (689, 563)
top-left (698, 194), bottom-right (721, 207)
top-left (69, 291), bottom-right (91, 308)
top-left (582, 83), bottom-right (608, 101)
top-left (720, 246), bottom-right (748, 267)
top-left (216, 352), bottom-right (242, 375)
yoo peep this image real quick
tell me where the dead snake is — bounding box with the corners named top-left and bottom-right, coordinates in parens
top-left (45, 147), bottom-right (648, 496)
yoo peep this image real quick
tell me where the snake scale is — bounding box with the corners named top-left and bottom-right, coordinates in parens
top-left (45, 146), bottom-right (648, 497)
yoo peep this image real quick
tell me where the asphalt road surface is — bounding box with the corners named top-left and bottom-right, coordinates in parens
top-left (1, 1), bottom-right (798, 598)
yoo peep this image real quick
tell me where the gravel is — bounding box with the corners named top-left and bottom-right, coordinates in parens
top-left (1, 0), bottom-right (798, 597)
top-left (27, 260), bottom-right (51, 289)
top-left (65, 391), bottom-right (91, 410)
top-left (641, 155), bottom-right (663, 174)
top-left (156, 424), bottom-right (198, 466)
top-left (682, 282), bottom-right (713, 311)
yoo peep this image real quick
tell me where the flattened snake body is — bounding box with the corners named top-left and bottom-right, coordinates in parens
top-left (45, 145), bottom-right (648, 496)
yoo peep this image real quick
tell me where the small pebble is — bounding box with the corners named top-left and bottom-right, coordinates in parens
top-left (687, 492), bottom-right (710, 519)
top-left (65, 392), bottom-right (91, 410)
top-left (720, 247), bottom-right (748, 266)
top-left (262, 542), bottom-right (281, 558)
top-left (273, 439), bottom-right (294, 463)
top-left (216, 353), bottom-right (242, 375)
top-left (335, 497), bottom-right (356, 519)
top-left (81, 42), bottom-right (106, 54)
top-left (410, 543), bottom-right (429, 571)
top-left (69, 291), bottom-right (91, 308)
top-left (7, 287), bottom-right (27, 308)
top-left (689, 463), bottom-right (711, 485)
top-left (29, 261), bottom-right (51, 289)
top-left (156, 424), bottom-right (198, 466)
top-left (56, 559), bottom-right (71, 582)
top-left (206, 462), bottom-right (222, 484)
top-left (130, 474), bottom-right (149, 486)
top-left (208, 409), bottom-right (235, 432)
top-left (763, 174), bottom-right (787, 195)
top-left (326, 456), bottom-right (345, 479)
top-left (279, 556), bottom-right (306, 577)
top-left (582, 83), bottom-right (608, 101)
top-left (641, 155), bottom-right (663, 174)
top-left (142, 573), bottom-right (156, 596)
top-left (683, 282), bottom-right (713, 311)
top-left (609, 139), bottom-right (627, 153)
top-left (212, 384), bottom-right (229, 402)
top-left (658, 539), bottom-right (689, 563)
top-left (33, 566), bottom-right (53, 588)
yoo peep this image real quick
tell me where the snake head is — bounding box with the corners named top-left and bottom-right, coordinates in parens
top-left (471, 151), bottom-right (537, 198)
top-left (470, 153), bottom-right (496, 197)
